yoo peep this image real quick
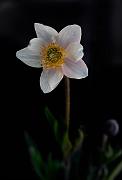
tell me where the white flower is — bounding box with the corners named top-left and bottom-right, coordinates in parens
top-left (16, 23), bottom-right (88, 93)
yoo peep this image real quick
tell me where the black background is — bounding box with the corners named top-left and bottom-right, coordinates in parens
top-left (0, 0), bottom-right (122, 179)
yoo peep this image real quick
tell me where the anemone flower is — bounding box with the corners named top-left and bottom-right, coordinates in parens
top-left (16, 24), bottom-right (88, 93)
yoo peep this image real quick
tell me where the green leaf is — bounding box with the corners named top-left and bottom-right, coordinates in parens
top-left (86, 165), bottom-right (97, 180)
top-left (107, 161), bottom-right (122, 180)
top-left (42, 153), bottom-right (65, 179)
top-left (109, 150), bottom-right (122, 163)
top-left (62, 132), bottom-right (72, 158)
top-left (105, 145), bottom-right (122, 165)
top-left (45, 107), bottom-right (59, 141)
top-left (72, 129), bottom-right (84, 152)
top-left (45, 107), bottom-right (72, 158)
top-left (105, 145), bottom-right (114, 159)
top-left (25, 132), bottom-right (46, 180)
top-left (48, 153), bottom-right (63, 172)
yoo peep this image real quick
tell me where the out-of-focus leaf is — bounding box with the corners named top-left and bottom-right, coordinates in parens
top-left (45, 107), bottom-right (59, 142)
top-left (48, 153), bottom-right (64, 172)
top-left (25, 132), bottom-right (45, 180)
top-left (105, 145), bottom-right (114, 159)
top-left (45, 107), bottom-right (72, 158)
top-left (108, 150), bottom-right (122, 165)
top-left (105, 145), bottom-right (122, 165)
top-left (107, 161), bottom-right (122, 180)
top-left (69, 130), bottom-right (84, 170)
top-left (72, 129), bottom-right (84, 153)
top-left (86, 165), bottom-right (97, 180)
top-left (43, 153), bottom-right (65, 180)
top-left (62, 132), bottom-right (72, 159)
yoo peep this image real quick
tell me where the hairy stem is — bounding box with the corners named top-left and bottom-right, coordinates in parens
top-left (65, 77), bottom-right (70, 130)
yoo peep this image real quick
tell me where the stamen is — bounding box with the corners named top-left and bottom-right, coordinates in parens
top-left (41, 43), bottom-right (66, 69)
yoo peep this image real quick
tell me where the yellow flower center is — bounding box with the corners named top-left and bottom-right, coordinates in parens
top-left (41, 43), bottom-right (66, 69)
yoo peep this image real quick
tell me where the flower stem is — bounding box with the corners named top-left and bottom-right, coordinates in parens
top-left (101, 134), bottom-right (108, 151)
top-left (65, 77), bottom-right (70, 130)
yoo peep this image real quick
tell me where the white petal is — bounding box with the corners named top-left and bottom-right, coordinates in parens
top-left (58, 25), bottom-right (81, 48)
top-left (66, 42), bottom-right (84, 61)
top-left (16, 47), bottom-right (41, 68)
top-left (28, 38), bottom-right (44, 54)
top-left (34, 23), bottom-right (58, 43)
top-left (40, 68), bottom-right (63, 93)
top-left (62, 58), bottom-right (88, 79)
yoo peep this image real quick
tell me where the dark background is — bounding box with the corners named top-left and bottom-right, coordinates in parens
top-left (0, 0), bottom-right (122, 179)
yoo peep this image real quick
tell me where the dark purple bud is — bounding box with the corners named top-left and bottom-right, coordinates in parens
top-left (105, 119), bottom-right (119, 136)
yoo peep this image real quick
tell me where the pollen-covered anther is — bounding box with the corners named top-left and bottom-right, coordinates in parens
top-left (41, 43), bottom-right (66, 69)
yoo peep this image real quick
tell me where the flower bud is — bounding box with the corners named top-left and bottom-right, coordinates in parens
top-left (105, 119), bottom-right (119, 136)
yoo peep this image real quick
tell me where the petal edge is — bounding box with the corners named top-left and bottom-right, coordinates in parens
top-left (58, 24), bottom-right (81, 48)
top-left (16, 47), bottom-right (41, 68)
top-left (62, 58), bottom-right (88, 79)
top-left (40, 68), bottom-right (63, 93)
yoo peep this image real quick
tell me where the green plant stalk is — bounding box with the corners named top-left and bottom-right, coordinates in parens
top-left (107, 161), bottom-right (122, 180)
top-left (64, 77), bottom-right (70, 130)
